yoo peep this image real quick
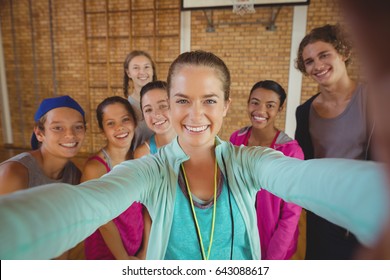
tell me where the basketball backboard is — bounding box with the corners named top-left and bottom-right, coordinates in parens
top-left (181, 0), bottom-right (310, 10)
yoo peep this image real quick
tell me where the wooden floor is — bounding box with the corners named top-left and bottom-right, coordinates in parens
top-left (0, 146), bottom-right (89, 170)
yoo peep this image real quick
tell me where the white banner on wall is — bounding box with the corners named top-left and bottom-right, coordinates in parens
top-left (182, 0), bottom-right (310, 9)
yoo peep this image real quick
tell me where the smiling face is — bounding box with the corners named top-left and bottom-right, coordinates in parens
top-left (141, 88), bottom-right (171, 135)
top-left (101, 103), bottom-right (136, 149)
top-left (302, 41), bottom-right (349, 87)
top-left (248, 88), bottom-right (282, 130)
top-left (169, 65), bottom-right (230, 151)
top-left (36, 107), bottom-right (86, 159)
top-left (126, 55), bottom-right (154, 92)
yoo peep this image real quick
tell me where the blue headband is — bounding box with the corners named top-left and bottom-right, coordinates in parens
top-left (31, 95), bottom-right (85, 150)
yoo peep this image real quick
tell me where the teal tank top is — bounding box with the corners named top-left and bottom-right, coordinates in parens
top-left (164, 172), bottom-right (251, 260)
top-left (149, 135), bottom-right (158, 155)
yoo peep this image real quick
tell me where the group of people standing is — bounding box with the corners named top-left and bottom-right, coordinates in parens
top-left (0, 21), bottom-right (384, 260)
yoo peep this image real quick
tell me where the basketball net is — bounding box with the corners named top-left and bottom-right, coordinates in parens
top-left (232, 0), bottom-right (255, 16)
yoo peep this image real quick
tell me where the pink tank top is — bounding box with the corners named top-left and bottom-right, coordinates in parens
top-left (84, 155), bottom-right (144, 259)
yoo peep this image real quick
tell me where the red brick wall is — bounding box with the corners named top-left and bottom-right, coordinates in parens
top-left (0, 0), bottom-right (180, 153)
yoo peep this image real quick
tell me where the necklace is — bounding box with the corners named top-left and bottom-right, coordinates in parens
top-left (181, 160), bottom-right (217, 260)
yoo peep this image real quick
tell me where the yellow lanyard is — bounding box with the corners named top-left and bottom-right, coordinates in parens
top-left (181, 160), bottom-right (217, 260)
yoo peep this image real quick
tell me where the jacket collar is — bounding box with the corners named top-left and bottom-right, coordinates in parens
top-left (163, 136), bottom-right (228, 173)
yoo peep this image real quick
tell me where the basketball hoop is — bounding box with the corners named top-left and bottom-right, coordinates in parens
top-left (232, 0), bottom-right (255, 16)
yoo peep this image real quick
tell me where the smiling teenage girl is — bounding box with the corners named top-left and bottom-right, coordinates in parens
top-left (230, 80), bottom-right (303, 260)
top-left (134, 81), bottom-right (176, 158)
top-left (81, 96), bottom-right (145, 260)
top-left (123, 50), bottom-right (157, 150)
top-left (133, 81), bottom-right (176, 257)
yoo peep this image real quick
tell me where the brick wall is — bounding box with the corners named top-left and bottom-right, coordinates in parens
top-left (0, 0), bottom-right (88, 150)
top-left (0, 0), bottom-right (359, 153)
top-left (0, 0), bottom-right (180, 153)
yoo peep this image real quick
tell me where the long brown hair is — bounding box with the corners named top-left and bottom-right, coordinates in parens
top-left (123, 50), bottom-right (157, 97)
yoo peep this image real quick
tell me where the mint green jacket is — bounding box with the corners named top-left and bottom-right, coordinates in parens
top-left (0, 137), bottom-right (388, 259)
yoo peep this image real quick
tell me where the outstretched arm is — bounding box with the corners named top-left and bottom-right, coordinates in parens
top-left (0, 156), bottom-right (154, 259)
top-left (236, 145), bottom-right (390, 247)
top-left (260, 155), bottom-right (389, 247)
